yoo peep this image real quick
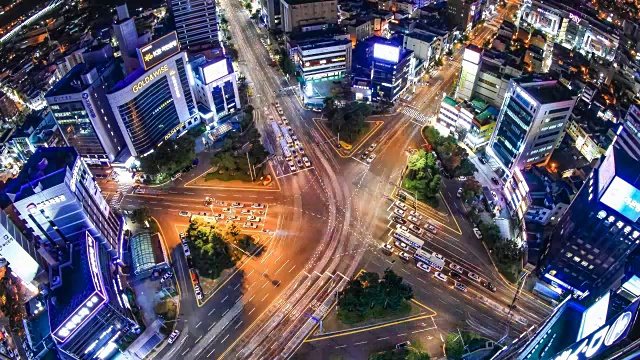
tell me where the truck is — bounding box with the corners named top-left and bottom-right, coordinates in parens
top-left (279, 139), bottom-right (292, 159)
top-left (271, 121), bottom-right (283, 140)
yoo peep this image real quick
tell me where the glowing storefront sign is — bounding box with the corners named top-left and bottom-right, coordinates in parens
top-left (164, 123), bottom-right (185, 141)
top-left (52, 233), bottom-right (108, 343)
top-left (138, 32), bottom-right (180, 70)
top-left (132, 65), bottom-right (169, 92)
top-left (577, 292), bottom-right (610, 341)
top-left (569, 13), bottom-right (581, 24)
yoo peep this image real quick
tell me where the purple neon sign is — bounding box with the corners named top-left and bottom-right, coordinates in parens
top-left (52, 233), bottom-right (109, 343)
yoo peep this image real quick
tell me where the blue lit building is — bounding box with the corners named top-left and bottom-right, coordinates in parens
top-left (370, 42), bottom-right (414, 102)
top-left (539, 146), bottom-right (640, 298)
top-left (190, 55), bottom-right (240, 126)
top-left (2, 147), bottom-right (135, 359)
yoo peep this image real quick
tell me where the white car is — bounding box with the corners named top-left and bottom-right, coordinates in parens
top-left (381, 243), bottom-right (394, 254)
top-left (407, 215), bottom-right (420, 224)
top-left (409, 210), bottom-right (422, 219)
top-left (394, 240), bottom-right (409, 251)
top-left (409, 224), bottom-right (422, 234)
top-left (179, 211), bottom-right (191, 217)
top-left (473, 227), bottom-right (483, 239)
top-left (425, 224), bottom-right (437, 234)
top-left (467, 272), bottom-right (482, 282)
top-left (243, 222), bottom-right (258, 229)
top-left (231, 202), bottom-right (244, 208)
top-left (449, 262), bottom-right (464, 274)
top-left (195, 287), bottom-right (203, 300)
top-left (398, 251), bottom-right (411, 262)
top-left (298, 146), bottom-right (305, 154)
top-left (367, 154), bottom-right (377, 163)
top-left (457, 188), bottom-right (463, 198)
top-left (247, 216), bottom-right (261, 222)
top-left (303, 156), bottom-right (311, 167)
top-left (251, 203), bottom-right (265, 209)
top-left (457, 176), bottom-right (467, 181)
top-left (368, 143), bottom-right (377, 152)
top-left (168, 330), bottom-right (181, 344)
top-left (282, 116), bottom-right (288, 124)
top-left (417, 262), bottom-right (431, 272)
top-left (491, 191), bottom-right (498, 201)
top-left (394, 201), bottom-right (408, 211)
top-left (432, 252), bottom-right (444, 261)
top-left (277, 108), bottom-right (284, 115)
top-left (241, 209), bottom-right (253, 215)
top-left (434, 272), bottom-right (448, 282)
top-left (393, 208), bottom-right (405, 217)
top-left (182, 244), bottom-right (191, 257)
top-left (214, 213), bottom-right (225, 220)
top-left (455, 282), bottom-right (468, 292)
top-left (222, 207), bottom-right (232, 213)
top-left (288, 160), bottom-right (297, 172)
top-left (396, 224), bottom-right (408, 232)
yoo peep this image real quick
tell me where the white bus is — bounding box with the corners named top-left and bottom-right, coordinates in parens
top-left (271, 121), bottom-right (283, 139)
top-left (281, 124), bottom-right (293, 145)
top-left (279, 139), bottom-right (291, 159)
top-left (414, 249), bottom-right (445, 271)
top-left (393, 228), bottom-right (424, 249)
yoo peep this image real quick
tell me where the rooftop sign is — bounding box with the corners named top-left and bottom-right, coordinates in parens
top-left (373, 43), bottom-right (400, 63)
top-left (138, 32), bottom-right (180, 70)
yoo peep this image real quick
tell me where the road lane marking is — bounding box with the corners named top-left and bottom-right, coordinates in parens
top-left (235, 320), bottom-right (244, 329)
top-left (248, 295), bottom-right (255, 302)
top-left (412, 327), bottom-right (436, 333)
top-left (274, 259), bottom-right (289, 275)
top-left (248, 307), bottom-right (256, 315)
top-left (261, 294), bottom-right (269, 301)
top-left (221, 295), bottom-right (228, 302)
top-left (354, 341), bottom-right (367, 345)
top-left (397, 333), bottom-right (406, 337)
top-left (196, 335), bottom-right (203, 343)
top-left (377, 337), bottom-right (389, 341)
top-left (247, 269), bottom-right (254, 277)
top-left (335, 345), bottom-right (347, 349)
top-left (208, 308), bottom-right (216, 315)
top-left (261, 282), bottom-right (268, 289)
top-left (207, 348), bottom-right (216, 358)
top-left (233, 283), bottom-right (241, 290)
top-left (221, 335), bottom-right (229, 343)
top-left (196, 321), bottom-right (202, 328)
top-left (222, 309), bottom-right (229, 317)
top-left (288, 265), bottom-right (296, 273)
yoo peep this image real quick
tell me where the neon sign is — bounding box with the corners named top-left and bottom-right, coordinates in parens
top-left (164, 123), bottom-right (185, 141)
top-left (138, 32), bottom-right (180, 70)
top-left (132, 65), bottom-right (169, 92)
top-left (569, 13), bottom-right (581, 24)
top-left (69, 158), bottom-right (82, 192)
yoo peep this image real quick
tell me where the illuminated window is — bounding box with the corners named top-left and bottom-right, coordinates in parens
top-left (616, 221), bottom-right (624, 228)
top-left (566, 252), bottom-right (573, 257)
top-left (597, 210), bottom-right (606, 219)
top-left (624, 226), bottom-right (632, 234)
top-left (573, 256), bottom-right (581, 262)
top-left (581, 261), bottom-right (588, 267)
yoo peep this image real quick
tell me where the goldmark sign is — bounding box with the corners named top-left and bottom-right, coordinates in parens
top-left (132, 65), bottom-right (169, 92)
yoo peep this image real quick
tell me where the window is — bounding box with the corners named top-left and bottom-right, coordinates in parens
top-left (581, 261), bottom-right (588, 267)
top-left (566, 252), bottom-right (573, 257)
top-left (547, 107), bottom-right (571, 115)
top-left (573, 256), bottom-right (581, 262)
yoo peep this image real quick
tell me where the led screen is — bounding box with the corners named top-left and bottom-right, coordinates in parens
top-left (138, 32), bottom-right (180, 70)
top-left (621, 275), bottom-right (640, 298)
top-left (463, 47), bottom-right (481, 65)
top-left (600, 176), bottom-right (640, 222)
top-left (373, 43), bottom-right (400, 63)
top-left (203, 58), bottom-right (229, 84)
top-left (577, 292), bottom-right (610, 341)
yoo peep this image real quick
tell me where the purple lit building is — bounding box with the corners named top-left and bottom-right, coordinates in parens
top-left (2, 147), bottom-right (135, 359)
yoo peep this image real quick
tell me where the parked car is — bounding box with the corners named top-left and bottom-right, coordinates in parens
top-left (398, 252), bottom-right (411, 262)
top-left (449, 262), bottom-right (464, 274)
top-left (252, 203), bottom-right (265, 209)
top-left (473, 227), bottom-right (483, 239)
top-left (243, 222), bottom-right (258, 229)
top-left (491, 177), bottom-right (500, 185)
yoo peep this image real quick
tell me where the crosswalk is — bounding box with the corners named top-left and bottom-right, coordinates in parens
top-left (109, 182), bottom-right (132, 210)
top-left (401, 106), bottom-right (434, 125)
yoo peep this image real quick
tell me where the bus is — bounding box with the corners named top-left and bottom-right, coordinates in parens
top-left (280, 124), bottom-right (293, 144)
top-left (279, 139), bottom-right (292, 159)
top-left (393, 228), bottom-right (424, 249)
top-left (271, 121), bottom-right (283, 139)
top-left (414, 249), bottom-right (445, 271)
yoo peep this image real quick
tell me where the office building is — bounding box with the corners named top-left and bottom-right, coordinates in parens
top-left (488, 77), bottom-right (578, 174)
top-left (0, 208), bottom-right (42, 288)
top-left (519, 0), bottom-right (619, 61)
top-left (539, 147), bottom-right (640, 298)
top-left (45, 62), bottom-right (127, 165)
top-left (113, 15), bottom-right (143, 75)
top-left (614, 104), bottom-right (640, 161)
top-left (2, 147), bottom-right (135, 359)
top-left (107, 33), bottom-right (198, 157)
top-left (191, 56), bottom-right (240, 126)
top-left (169, 0), bottom-right (220, 53)
top-left (370, 42), bottom-right (414, 102)
top-left (280, 0), bottom-right (338, 33)
top-left (456, 45), bottom-right (482, 101)
top-left (446, 0), bottom-right (483, 33)
top-left (290, 36), bottom-right (352, 83)
top-left (464, 107), bottom-right (498, 151)
top-left (261, 0), bottom-right (282, 29)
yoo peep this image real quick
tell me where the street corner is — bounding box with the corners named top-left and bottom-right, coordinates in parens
top-left (181, 162), bottom-right (282, 192)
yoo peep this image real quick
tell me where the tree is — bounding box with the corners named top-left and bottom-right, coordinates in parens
top-left (478, 221), bottom-right (503, 246)
top-left (139, 135), bottom-right (196, 179)
top-left (154, 300), bottom-right (177, 320)
top-left (212, 151), bottom-right (238, 172)
top-left (131, 207), bottom-right (151, 224)
top-left (278, 48), bottom-right (295, 75)
top-left (407, 150), bottom-right (427, 171)
top-left (325, 101), bottom-right (373, 143)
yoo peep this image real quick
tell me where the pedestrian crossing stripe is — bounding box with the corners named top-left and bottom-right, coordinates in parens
top-left (401, 107), bottom-right (433, 125)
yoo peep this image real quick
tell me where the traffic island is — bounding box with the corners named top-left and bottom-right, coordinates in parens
top-left (312, 118), bottom-right (384, 158)
top-left (183, 162), bottom-right (281, 191)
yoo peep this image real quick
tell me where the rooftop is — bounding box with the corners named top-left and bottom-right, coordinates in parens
top-left (4, 147), bottom-right (78, 204)
top-left (518, 78), bottom-right (577, 104)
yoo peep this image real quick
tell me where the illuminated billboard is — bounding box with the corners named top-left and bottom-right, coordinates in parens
top-left (577, 292), bottom-right (610, 341)
top-left (138, 32), bottom-right (180, 70)
top-left (620, 275), bottom-right (640, 299)
top-left (203, 58), bottom-right (229, 84)
top-left (599, 176), bottom-right (640, 222)
top-left (52, 233), bottom-right (108, 343)
top-left (373, 43), bottom-right (400, 63)
top-left (463, 47), bottom-right (481, 65)
top-left (551, 299), bottom-right (640, 360)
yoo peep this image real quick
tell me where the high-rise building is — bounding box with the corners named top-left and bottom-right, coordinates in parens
top-left (488, 77), bottom-right (578, 174)
top-left (446, 0), bottom-right (484, 33)
top-left (261, 0), bottom-right (282, 29)
top-left (45, 62), bottom-right (127, 165)
top-left (191, 56), bottom-right (241, 126)
top-left (169, 0), bottom-right (220, 53)
top-left (2, 147), bottom-right (135, 359)
top-left (0, 208), bottom-right (43, 288)
top-left (113, 17), bottom-right (143, 75)
top-left (614, 104), bottom-right (640, 161)
top-left (370, 42), bottom-right (414, 102)
top-left (456, 45), bottom-right (482, 101)
top-left (4, 147), bottom-right (123, 253)
top-left (279, 0), bottom-right (338, 33)
top-left (539, 146), bottom-right (640, 298)
top-left (107, 33), bottom-right (198, 157)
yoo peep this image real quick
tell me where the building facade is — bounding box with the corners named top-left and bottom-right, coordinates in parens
top-left (280, 0), bottom-right (338, 33)
top-left (107, 41), bottom-right (198, 157)
top-left (371, 43), bottom-right (414, 102)
top-left (615, 104), bottom-right (640, 161)
top-left (191, 56), bottom-right (241, 126)
top-left (488, 78), bottom-right (578, 174)
top-left (456, 46), bottom-right (482, 101)
top-left (539, 147), bottom-right (640, 298)
top-left (45, 62), bottom-right (127, 165)
top-left (291, 38), bottom-right (352, 83)
top-left (170, 0), bottom-right (220, 53)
